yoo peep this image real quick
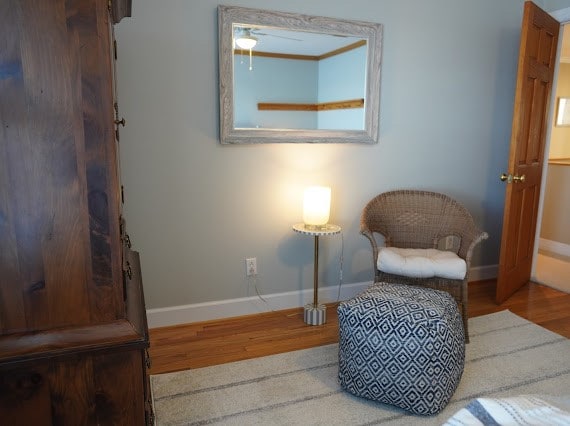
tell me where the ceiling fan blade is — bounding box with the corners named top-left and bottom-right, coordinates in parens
top-left (254, 31), bottom-right (303, 41)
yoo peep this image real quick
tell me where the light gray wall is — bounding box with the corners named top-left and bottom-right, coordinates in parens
top-left (541, 165), bottom-right (570, 244)
top-left (541, 56), bottom-right (570, 246)
top-left (114, 0), bottom-right (560, 310)
top-left (544, 0), bottom-right (570, 11)
top-left (234, 55), bottom-right (318, 129)
top-left (318, 46), bottom-right (366, 129)
top-left (549, 63), bottom-right (570, 158)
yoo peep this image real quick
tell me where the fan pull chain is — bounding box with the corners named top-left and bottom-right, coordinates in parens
top-left (249, 48), bottom-right (253, 71)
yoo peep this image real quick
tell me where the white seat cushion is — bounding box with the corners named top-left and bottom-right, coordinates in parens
top-left (377, 247), bottom-right (466, 280)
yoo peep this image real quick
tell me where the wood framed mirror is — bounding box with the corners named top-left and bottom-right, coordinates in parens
top-left (218, 5), bottom-right (383, 144)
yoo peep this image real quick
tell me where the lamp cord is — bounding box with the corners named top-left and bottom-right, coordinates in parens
top-left (250, 274), bottom-right (274, 312)
top-left (251, 228), bottom-right (345, 314)
top-left (336, 231), bottom-right (345, 302)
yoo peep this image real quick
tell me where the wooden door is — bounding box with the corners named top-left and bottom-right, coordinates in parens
top-left (496, 2), bottom-right (560, 303)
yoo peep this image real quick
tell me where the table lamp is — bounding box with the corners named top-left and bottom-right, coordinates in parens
top-left (303, 186), bottom-right (331, 231)
top-left (293, 186), bottom-right (340, 326)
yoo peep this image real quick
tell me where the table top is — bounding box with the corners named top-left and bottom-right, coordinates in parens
top-left (292, 223), bottom-right (341, 236)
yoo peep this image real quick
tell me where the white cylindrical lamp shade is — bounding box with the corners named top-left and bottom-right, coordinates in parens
top-left (303, 186), bottom-right (331, 228)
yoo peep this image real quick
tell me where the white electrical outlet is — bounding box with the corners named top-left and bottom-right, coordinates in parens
top-left (246, 257), bottom-right (257, 276)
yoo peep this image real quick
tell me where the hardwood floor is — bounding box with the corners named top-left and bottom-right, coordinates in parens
top-left (148, 280), bottom-right (570, 375)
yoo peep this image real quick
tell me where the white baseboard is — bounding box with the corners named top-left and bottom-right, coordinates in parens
top-left (146, 281), bottom-right (371, 329)
top-left (539, 238), bottom-right (570, 258)
top-left (468, 264), bottom-right (498, 282)
top-left (146, 265), bottom-right (499, 329)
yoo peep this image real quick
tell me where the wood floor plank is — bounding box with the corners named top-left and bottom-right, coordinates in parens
top-left (149, 280), bottom-right (570, 374)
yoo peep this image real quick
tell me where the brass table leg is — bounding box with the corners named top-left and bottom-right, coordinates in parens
top-left (304, 235), bottom-right (326, 325)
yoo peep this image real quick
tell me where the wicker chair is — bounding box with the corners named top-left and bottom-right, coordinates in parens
top-left (360, 190), bottom-right (488, 342)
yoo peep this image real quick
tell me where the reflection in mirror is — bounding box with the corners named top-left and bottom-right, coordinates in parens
top-left (233, 25), bottom-right (367, 131)
top-left (218, 6), bottom-right (383, 144)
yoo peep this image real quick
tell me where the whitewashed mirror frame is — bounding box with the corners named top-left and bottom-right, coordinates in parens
top-left (218, 5), bottom-right (383, 144)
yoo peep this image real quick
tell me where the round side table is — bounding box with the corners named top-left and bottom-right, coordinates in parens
top-left (292, 223), bottom-right (341, 325)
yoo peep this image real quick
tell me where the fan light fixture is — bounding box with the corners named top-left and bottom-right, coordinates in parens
top-left (235, 30), bottom-right (257, 50)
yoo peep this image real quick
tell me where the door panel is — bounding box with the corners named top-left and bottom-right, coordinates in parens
top-left (497, 1), bottom-right (559, 303)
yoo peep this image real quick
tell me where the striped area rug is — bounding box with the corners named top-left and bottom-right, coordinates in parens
top-left (150, 310), bottom-right (570, 425)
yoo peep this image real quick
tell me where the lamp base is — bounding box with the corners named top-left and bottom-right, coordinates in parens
top-left (304, 303), bottom-right (326, 325)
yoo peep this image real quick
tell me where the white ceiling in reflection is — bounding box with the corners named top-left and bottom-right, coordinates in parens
top-left (234, 25), bottom-right (364, 56)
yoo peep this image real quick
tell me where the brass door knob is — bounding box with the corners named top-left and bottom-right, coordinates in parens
top-left (500, 173), bottom-right (525, 183)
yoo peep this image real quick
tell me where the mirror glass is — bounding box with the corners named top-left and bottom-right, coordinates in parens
top-left (218, 6), bottom-right (383, 144)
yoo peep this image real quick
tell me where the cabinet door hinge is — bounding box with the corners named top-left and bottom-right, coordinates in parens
top-left (122, 260), bottom-right (132, 300)
top-left (126, 260), bottom-right (132, 280)
top-left (113, 39), bottom-right (118, 60)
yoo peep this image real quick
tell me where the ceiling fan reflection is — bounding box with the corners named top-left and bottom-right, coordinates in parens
top-left (250, 29), bottom-right (302, 42)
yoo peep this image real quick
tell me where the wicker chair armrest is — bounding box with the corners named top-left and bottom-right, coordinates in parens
top-left (360, 228), bottom-right (380, 279)
top-left (458, 228), bottom-right (489, 278)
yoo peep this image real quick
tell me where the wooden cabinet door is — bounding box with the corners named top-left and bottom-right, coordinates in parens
top-left (0, 0), bottom-right (124, 333)
top-left (0, 350), bottom-right (146, 426)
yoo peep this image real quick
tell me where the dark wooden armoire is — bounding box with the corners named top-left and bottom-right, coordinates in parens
top-left (0, 1), bottom-right (153, 424)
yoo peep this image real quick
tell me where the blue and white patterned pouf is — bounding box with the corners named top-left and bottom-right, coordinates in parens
top-left (338, 283), bottom-right (465, 415)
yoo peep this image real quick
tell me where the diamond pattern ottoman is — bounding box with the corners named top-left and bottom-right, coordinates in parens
top-left (338, 283), bottom-right (465, 415)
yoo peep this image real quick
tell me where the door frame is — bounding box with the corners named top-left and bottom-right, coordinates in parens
top-left (531, 6), bottom-right (570, 281)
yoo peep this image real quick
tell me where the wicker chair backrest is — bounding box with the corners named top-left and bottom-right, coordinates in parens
top-left (360, 190), bottom-right (477, 253)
